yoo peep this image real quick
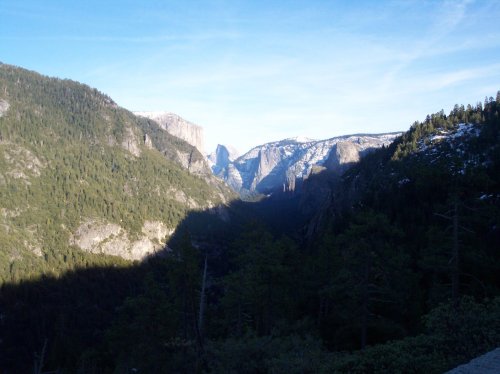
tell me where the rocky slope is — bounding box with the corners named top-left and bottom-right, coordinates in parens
top-left (135, 111), bottom-right (205, 154)
top-left (213, 134), bottom-right (399, 194)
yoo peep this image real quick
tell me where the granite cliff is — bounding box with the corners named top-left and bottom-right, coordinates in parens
top-left (212, 134), bottom-right (400, 195)
top-left (134, 111), bottom-right (205, 154)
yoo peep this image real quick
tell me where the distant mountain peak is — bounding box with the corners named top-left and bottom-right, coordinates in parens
top-left (208, 144), bottom-right (240, 176)
top-left (213, 133), bottom-right (400, 195)
top-left (215, 144), bottom-right (240, 158)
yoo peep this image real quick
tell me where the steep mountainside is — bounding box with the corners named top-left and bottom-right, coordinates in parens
top-left (214, 134), bottom-right (399, 194)
top-left (0, 63), bottom-right (234, 282)
top-left (135, 111), bottom-right (205, 154)
top-left (304, 96), bottom-right (500, 323)
top-left (1, 71), bottom-right (499, 373)
top-left (337, 103), bottom-right (500, 213)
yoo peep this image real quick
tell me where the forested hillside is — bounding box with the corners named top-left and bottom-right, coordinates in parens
top-left (295, 94), bottom-right (500, 370)
top-left (0, 64), bottom-right (499, 373)
top-left (0, 63), bottom-right (234, 282)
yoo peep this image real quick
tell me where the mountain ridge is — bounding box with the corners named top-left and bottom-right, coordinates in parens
top-left (212, 132), bottom-right (400, 194)
top-left (0, 63), bottom-right (235, 279)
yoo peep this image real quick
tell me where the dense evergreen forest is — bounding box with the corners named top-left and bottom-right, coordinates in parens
top-left (0, 63), bottom-right (234, 283)
top-left (1, 63), bottom-right (499, 373)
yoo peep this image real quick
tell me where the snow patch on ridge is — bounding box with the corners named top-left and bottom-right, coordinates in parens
top-left (285, 136), bottom-right (316, 143)
top-left (214, 133), bottom-right (400, 194)
top-left (418, 123), bottom-right (481, 154)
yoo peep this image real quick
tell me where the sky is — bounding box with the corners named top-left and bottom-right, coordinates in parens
top-left (1, 0), bottom-right (500, 153)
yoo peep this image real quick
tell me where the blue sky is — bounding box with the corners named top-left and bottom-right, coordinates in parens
top-left (1, 0), bottom-right (500, 153)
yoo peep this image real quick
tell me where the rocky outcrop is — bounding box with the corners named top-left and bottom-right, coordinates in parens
top-left (0, 99), bottom-right (9, 117)
top-left (176, 150), bottom-right (210, 176)
top-left (1, 207), bottom-right (43, 257)
top-left (323, 140), bottom-right (377, 175)
top-left (1, 143), bottom-right (46, 184)
top-left (144, 133), bottom-right (153, 149)
top-left (284, 170), bottom-right (296, 192)
top-left (121, 126), bottom-right (142, 157)
top-left (167, 187), bottom-right (200, 209)
top-left (325, 141), bottom-right (360, 168)
top-left (215, 134), bottom-right (400, 195)
top-left (70, 219), bottom-right (173, 261)
top-left (135, 111), bottom-right (205, 154)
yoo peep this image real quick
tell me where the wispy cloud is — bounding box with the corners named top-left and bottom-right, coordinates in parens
top-left (408, 63), bottom-right (500, 92)
top-left (377, 0), bottom-right (473, 96)
top-left (3, 0), bottom-right (498, 152)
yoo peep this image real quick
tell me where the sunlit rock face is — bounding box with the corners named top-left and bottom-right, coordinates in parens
top-left (135, 111), bottom-right (205, 154)
top-left (208, 144), bottom-right (240, 174)
top-left (214, 134), bottom-right (400, 194)
top-left (70, 219), bottom-right (173, 261)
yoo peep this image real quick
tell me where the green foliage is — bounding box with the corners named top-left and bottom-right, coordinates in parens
top-left (327, 334), bottom-right (448, 374)
top-left (0, 63), bottom-right (231, 282)
top-left (327, 297), bottom-right (500, 374)
top-left (423, 296), bottom-right (500, 361)
top-left (220, 225), bottom-right (301, 336)
top-left (317, 210), bottom-right (415, 349)
top-left (103, 271), bottom-right (197, 373)
top-left (205, 333), bottom-right (329, 374)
